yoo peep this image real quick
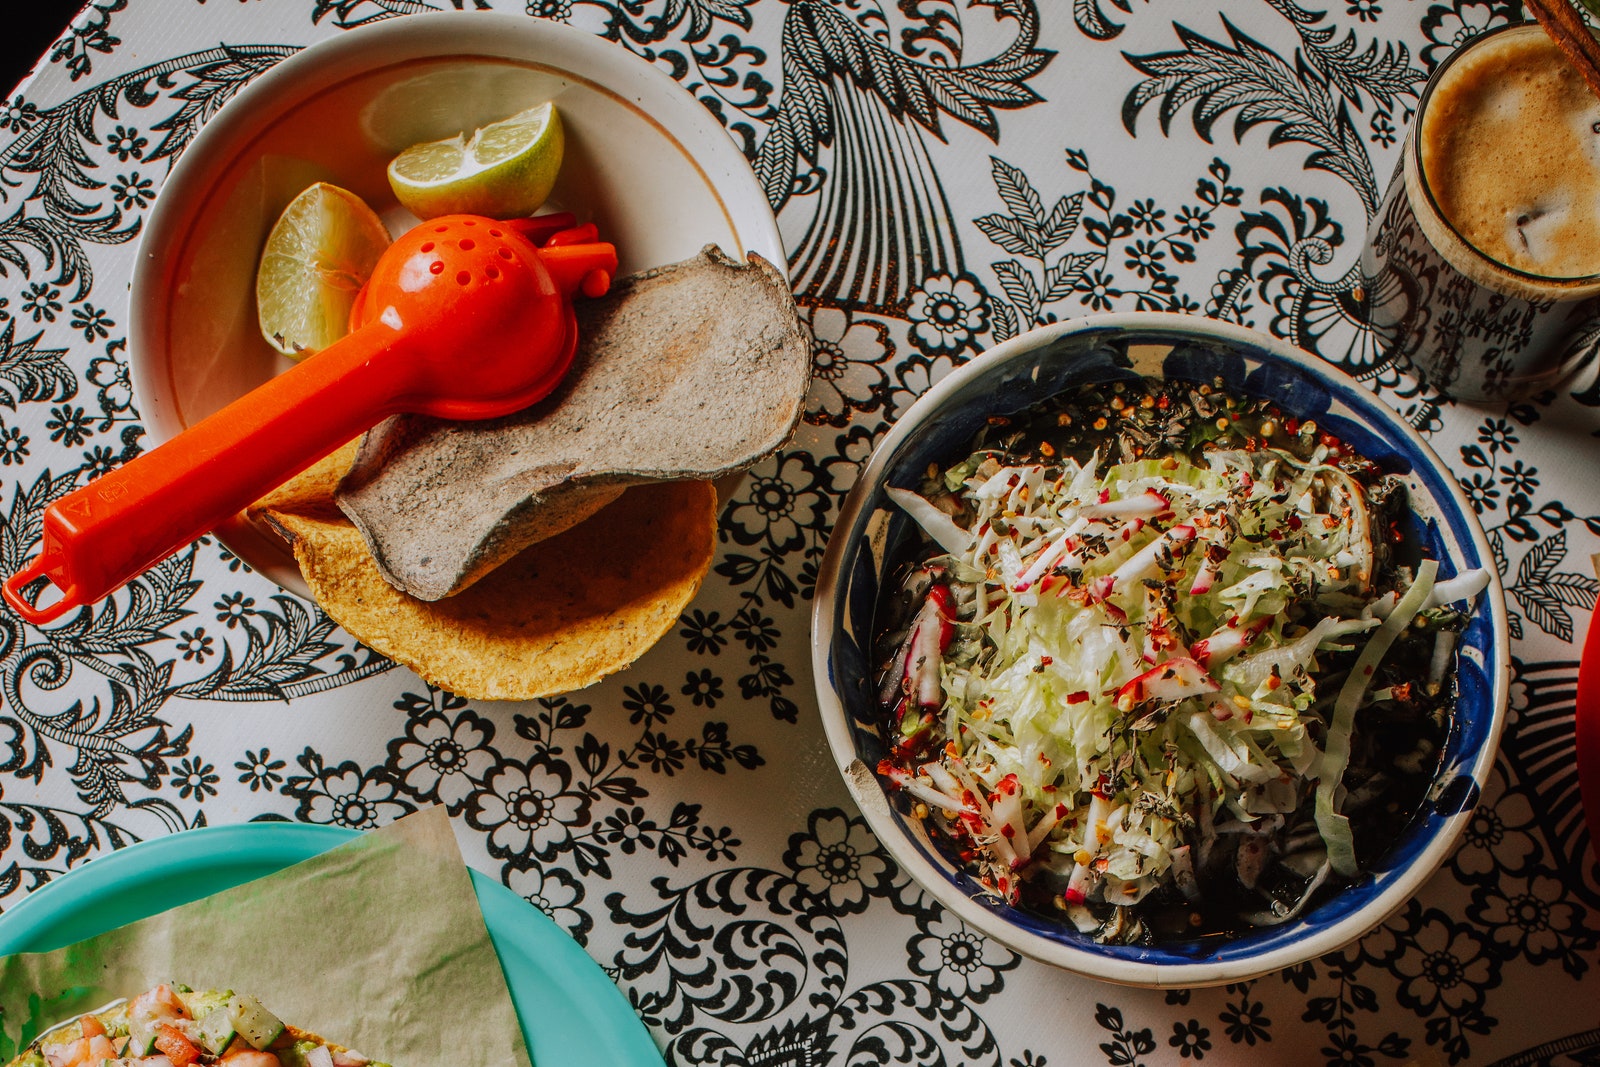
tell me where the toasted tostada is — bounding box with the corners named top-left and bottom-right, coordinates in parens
top-left (9, 984), bottom-right (388, 1067)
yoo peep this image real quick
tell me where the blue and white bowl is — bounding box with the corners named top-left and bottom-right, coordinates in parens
top-left (811, 312), bottom-right (1509, 987)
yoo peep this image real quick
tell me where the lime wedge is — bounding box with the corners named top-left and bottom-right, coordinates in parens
top-left (255, 182), bottom-right (390, 361)
top-left (386, 102), bottom-right (564, 221)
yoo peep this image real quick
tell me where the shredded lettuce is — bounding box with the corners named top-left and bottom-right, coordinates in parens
top-left (885, 486), bottom-right (968, 555)
top-left (885, 441), bottom-right (1478, 926)
top-left (1315, 558), bottom-right (1437, 876)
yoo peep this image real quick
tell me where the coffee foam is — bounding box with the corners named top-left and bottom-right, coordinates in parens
top-left (1418, 25), bottom-right (1600, 284)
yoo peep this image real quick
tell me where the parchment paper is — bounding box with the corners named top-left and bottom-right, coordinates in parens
top-left (0, 809), bottom-right (531, 1067)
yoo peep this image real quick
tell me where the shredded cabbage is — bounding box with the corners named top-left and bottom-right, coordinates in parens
top-left (1315, 558), bottom-right (1437, 876)
top-left (884, 439), bottom-right (1480, 931)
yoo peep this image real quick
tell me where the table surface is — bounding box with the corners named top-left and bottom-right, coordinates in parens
top-left (1, 0), bottom-right (1597, 1063)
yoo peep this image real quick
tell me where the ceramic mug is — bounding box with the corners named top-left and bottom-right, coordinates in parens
top-left (1362, 23), bottom-right (1600, 403)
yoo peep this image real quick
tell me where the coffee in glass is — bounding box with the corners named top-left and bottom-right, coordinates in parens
top-left (1364, 22), bottom-right (1600, 402)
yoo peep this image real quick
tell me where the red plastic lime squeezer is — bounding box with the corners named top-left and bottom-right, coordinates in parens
top-left (2, 212), bottom-right (616, 625)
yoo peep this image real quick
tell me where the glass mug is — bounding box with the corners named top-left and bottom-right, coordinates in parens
top-left (1363, 22), bottom-right (1600, 403)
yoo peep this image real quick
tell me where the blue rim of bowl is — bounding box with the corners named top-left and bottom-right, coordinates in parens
top-left (811, 311), bottom-right (1510, 987)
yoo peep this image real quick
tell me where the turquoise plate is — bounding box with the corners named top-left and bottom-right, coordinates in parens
top-left (0, 822), bottom-right (664, 1067)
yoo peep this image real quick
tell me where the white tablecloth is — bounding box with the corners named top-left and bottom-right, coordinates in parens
top-left (1, 0), bottom-right (1596, 1062)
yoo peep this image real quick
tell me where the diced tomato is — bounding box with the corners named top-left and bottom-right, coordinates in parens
top-left (155, 1025), bottom-right (201, 1067)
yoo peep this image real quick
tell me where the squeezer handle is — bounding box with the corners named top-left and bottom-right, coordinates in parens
top-left (2, 211), bottom-right (617, 626)
top-left (2, 322), bottom-right (409, 624)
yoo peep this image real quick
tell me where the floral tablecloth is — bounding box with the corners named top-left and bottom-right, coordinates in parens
top-left (1, 0), bottom-right (1596, 1063)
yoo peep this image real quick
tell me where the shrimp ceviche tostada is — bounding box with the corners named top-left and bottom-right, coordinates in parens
top-left (11, 984), bottom-right (388, 1067)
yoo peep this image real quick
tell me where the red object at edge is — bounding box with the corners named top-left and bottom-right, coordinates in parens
top-left (1577, 608), bottom-right (1600, 863)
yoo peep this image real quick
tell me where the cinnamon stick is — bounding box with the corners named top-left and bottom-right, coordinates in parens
top-left (1525, 0), bottom-right (1600, 102)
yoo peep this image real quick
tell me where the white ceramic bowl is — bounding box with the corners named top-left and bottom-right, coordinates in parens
top-left (811, 313), bottom-right (1510, 987)
top-left (129, 12), bottom-right (782, 595)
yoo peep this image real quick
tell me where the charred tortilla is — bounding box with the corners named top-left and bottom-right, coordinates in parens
top-left (336, 245), bottom-right (809, 601)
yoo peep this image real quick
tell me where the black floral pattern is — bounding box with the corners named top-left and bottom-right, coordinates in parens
top-left (0, 1), bottom-right (1595, 1064)
top-left (905, 909), bottom-right (1019, 1001)
top-left (386, 694), bottom-right (496, 812)
top-left (285, 751), bottom-right (414, 829)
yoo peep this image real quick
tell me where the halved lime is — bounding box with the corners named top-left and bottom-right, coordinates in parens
top-left (255, 182), bottom-right (390, 360)
top-left (386, 102), bottom-right (564, 221)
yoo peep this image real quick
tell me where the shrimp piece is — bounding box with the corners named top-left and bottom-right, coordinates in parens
top-left (218, 1052), bottom-right (282, 1067)
top-left (129, 985), bottom-right (190, 1025)
top-left (42, 1033), bottom-right (117, 1067)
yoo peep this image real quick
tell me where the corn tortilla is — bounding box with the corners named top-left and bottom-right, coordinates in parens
top-left (250, 446), bottom-right (715, 701)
